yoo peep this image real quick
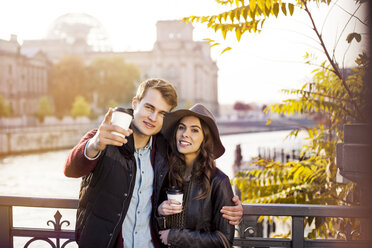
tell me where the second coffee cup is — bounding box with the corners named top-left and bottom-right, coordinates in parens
top-left (167, 186), bottom-right (183, 207)
top-left (111, 107), bottom-right (133, 138)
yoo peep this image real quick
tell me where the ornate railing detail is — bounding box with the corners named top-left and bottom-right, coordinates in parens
top-left (0, 196), bottom-right (371, 248)
top-left (24, 238), bottom-right (56, 248)
top-left (0, 196), bottom-right (77, 248)
top-left (47, 210), bottom-right (70, 231)
top-left (22, 210), bottom-right (74, 248)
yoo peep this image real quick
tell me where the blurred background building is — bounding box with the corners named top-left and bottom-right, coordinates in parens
top-left (0, 34), bottom-right (50, 116)
top-left (17, 13), bottom-right (219, 114)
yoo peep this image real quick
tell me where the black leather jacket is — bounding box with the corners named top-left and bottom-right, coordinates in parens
top-left (153, 166), bottom-right (235, 248)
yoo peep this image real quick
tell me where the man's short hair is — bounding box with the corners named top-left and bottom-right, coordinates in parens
top-left (136, 78), bottom-right (178, 110)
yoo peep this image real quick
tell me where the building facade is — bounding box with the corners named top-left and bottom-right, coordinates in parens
top-left (83, 21), bottom-right (219, 112)
top-left (0, 35), bottom-right (50, 116)
top-left (18, 14), bottom-right (219, 115)
top-left (22, 16), bottom-right (219, 114)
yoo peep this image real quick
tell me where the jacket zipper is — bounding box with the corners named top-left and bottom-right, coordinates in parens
top-left (106, 158), bottom-right (136, 248)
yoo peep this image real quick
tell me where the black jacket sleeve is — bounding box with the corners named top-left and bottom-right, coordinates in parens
top-left (167, 174), bottom-right (235, 248)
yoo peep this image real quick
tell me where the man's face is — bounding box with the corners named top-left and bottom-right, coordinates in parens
top-left (132, 88), bottom-right (172, 137)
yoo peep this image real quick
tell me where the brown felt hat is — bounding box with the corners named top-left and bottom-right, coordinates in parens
top-left (162, 103), bottom-right (225, 159)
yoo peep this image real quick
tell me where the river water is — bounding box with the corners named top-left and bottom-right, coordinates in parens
top-left (0, 130), bottom-right (305, 247)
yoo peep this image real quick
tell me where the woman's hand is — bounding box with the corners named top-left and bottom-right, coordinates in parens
top-left (159, 229), bottom-right (170, 245)
top-left (158, 200), bottom-right (182, 216)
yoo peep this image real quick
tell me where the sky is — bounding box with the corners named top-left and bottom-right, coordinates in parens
top-left (0, 0), bottom-right (368, 105)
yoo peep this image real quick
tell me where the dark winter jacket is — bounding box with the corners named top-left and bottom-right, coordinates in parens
top-left (64, 129), bottom-right (168, 248)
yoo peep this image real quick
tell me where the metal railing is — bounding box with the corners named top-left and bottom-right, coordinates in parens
top-left (236, 203), bottom-right (371, 247)
top-left (0, 196), bottom-right (78, 248)
top-left (0, 196), bottom-right (371, 248)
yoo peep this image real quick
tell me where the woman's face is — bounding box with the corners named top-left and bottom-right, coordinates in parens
top-left (176, 115), bottom-right (204, 162)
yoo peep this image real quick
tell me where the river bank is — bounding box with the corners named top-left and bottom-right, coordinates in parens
top-left (0, 130), bottom-right (306, 197)
top-left (0, 123), bottom-right (97, 155)
top-left (0, 118), bottom-right (313, 155)
top-left (0, 130), bottom-right (306, 248)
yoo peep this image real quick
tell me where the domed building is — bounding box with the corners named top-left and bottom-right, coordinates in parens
top-left (20, 14), bottom-right (219, 114)
top-left (22, 13), bottom-right (112, 63)
top-left (46, 13), bottom-right (111, 52)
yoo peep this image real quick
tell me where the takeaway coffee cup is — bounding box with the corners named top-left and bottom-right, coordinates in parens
top-left (166, 186), bottom-right (183, 207)
top-left (111, 107), bottom-right (133, 138)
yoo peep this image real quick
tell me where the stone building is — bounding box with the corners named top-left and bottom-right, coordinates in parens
top-left (85, 20), bottom-right (219, 112)
top-left (21, 14), bottom-right (219, 114)
top-left (0, 35), bottom-right (50, 116)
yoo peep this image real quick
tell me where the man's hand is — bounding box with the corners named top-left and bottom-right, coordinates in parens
top-left (159, 229), bottom-right (170, 245)
top-left (221, 195), bottom-right (243, 225)
top-left (86, 108), bottom-right (133, 158)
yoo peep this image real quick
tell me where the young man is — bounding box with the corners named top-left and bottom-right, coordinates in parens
top-left (64, 78), bottom-right (243, 248)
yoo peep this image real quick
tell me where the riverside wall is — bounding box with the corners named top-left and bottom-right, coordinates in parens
top-left (0, 123), bottom-right (97, 155)
top-left (0, 118), bottom-right (315, 155)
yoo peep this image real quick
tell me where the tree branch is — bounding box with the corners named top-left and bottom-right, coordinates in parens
top-left (336, 2), bottom-right (368, 27)
top-left (300, 90), bottom-right (353, 104)
top-left (301, 0), bottom-right (364, 121)
top-left (321, 0), bottom-right (340, 34)
top-left (334, 4), bottom-right (361, 58)
top-left (302, 0), bottom-right (342, 79)
top-left (304, 62), bottom-right (338, 74)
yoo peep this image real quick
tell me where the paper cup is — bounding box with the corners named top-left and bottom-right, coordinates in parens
top-left (167, 186), bottom-right (183, 207)
top-left (111, 108), bottom-right (133, 138)
top-left (167, 193), bottom-right (183, 206)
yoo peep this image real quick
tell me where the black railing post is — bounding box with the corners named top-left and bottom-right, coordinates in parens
top-left (337, 124), bottom-right (371, 240)
top-left (292, 216), bottom-right (304, 248)
top-left (0, 205), bottom-right (13, 248)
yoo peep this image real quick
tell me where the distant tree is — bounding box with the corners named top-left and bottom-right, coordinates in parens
top-left (106, 99), bottom-right (119, 110)
top-left (71, 96), bottom-right (91, 118)
top-left (49, 56), bottom-right (90, 116)
top-left (233, 101), bottom-right (252, 111)
top-left (234, 101), bottom-right (253, 118)
top-left (184, 99), bottom-right (195, 109)
top-left (233, 101), bottom-right (245, 111)
top-left (87, 56), bottom-right (140, 109)
top-left (0, 94), bottom-right (11, 117)
top-left (35, 96), bottom-right (54, 122)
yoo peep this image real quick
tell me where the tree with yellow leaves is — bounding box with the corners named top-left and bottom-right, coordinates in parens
top-left (185, 0), bottom-right (368, 239)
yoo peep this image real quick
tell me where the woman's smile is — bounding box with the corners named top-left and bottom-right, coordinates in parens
top-left (179, 139), bottom-right (192, 147)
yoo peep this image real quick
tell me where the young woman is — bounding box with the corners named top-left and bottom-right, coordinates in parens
top-left (153, 103), bottom-right (235, 248)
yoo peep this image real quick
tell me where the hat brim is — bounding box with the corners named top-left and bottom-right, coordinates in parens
top-left (162, 109), bottom-right (225, 159)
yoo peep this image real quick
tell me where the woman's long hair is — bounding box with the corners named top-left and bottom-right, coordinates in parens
top-left (168, 117), bottom-right (217, 200)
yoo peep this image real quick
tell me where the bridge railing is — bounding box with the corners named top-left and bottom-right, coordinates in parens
top-left (236, 203), bottom-right (371, 247)
top-left (0, 196), bottom-right (371, 248)
top-left (0, 196), bottom-right (78, 248)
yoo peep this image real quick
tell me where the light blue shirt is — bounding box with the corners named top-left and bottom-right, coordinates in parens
top-left (122, 137), bottom-right (154, 248)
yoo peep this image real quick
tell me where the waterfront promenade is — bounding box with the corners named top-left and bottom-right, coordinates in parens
top-left (0, 129), bottom-right (370, 247)
top-left (0, 118), bottom-right (315, 155)
top-left (0, 123), bottom-right (97, 155)
top-left (0, 130), bottom-right (304, 247)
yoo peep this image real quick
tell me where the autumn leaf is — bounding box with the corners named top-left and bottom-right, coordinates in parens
top-left (346, 32), bottom-right (362, 43)
top-left (288, 3), bottom-right (294, 16)
top-left (221, 46), bottom-right (232, 54)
